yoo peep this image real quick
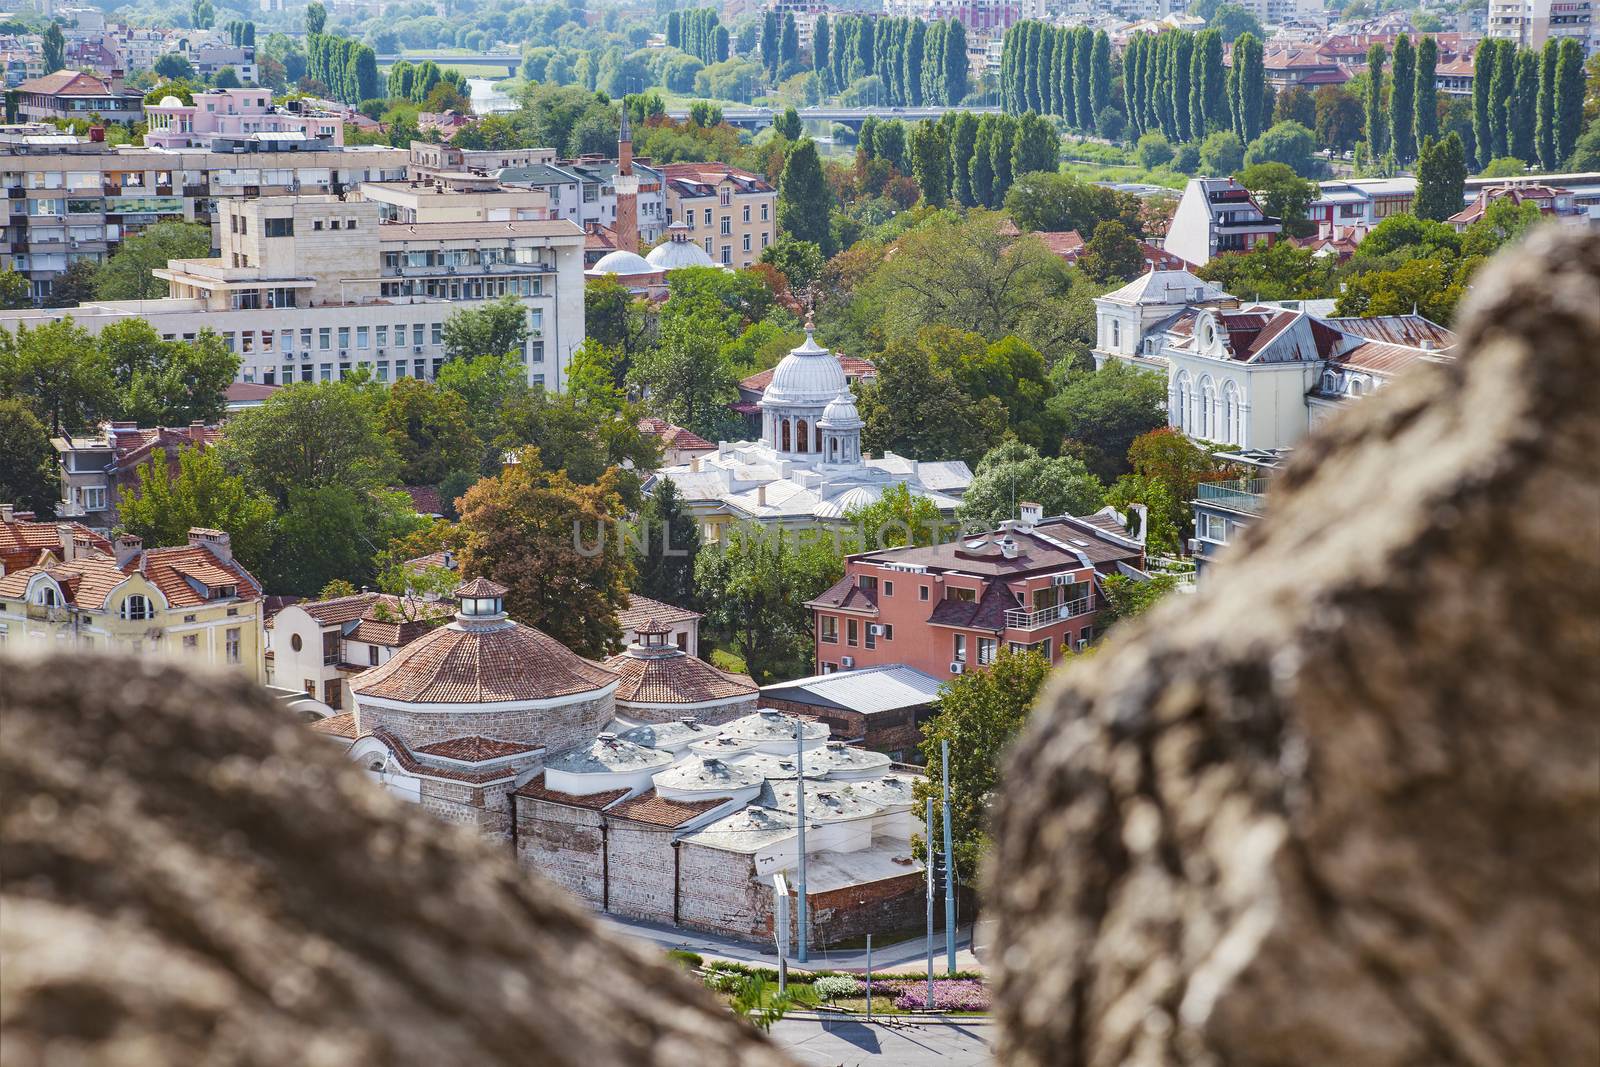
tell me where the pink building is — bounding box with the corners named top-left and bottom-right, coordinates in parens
top-left (144, 88), bottom-right (344, 149)
top-left (883, 0), bottom-right (1020, 35)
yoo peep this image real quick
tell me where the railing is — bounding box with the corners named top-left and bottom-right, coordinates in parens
top-left (1005, 597), bottom-right (1094, 631)
top-left (1197, 479), bottom-right (1271, 515)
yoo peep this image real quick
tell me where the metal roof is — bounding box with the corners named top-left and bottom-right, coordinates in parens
top-left (759, 664), bottom-right (944, 716)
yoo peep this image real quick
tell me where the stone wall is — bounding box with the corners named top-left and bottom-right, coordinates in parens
top-left (358, 690), bottom-right (616, 753)
top-left (793, 872), bottom-right (927, 951)
top-left (514, 795), bottom-right (605, 904)
top-left (616, 696), bottom-right (756, 728)
top-left (604, 821), bottom-right (681, 925)
top-left (676, 843), bottom-right (772, 942)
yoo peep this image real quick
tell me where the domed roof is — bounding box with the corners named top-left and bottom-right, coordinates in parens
top-left (586, 249), bottom-right (655, 277)
top-left (817, 387), bottom-right (863, 430)
top-left (811, 484), bottom-right (881, 520)
top-left (602, 644), bottom-right (757, 706)
top-left (350, 617), bottom-right (619, 705)
top-left (645, 224), bottom-right (715, 270)
top-left (760, 327), bottom-right (847, 408)
top-left (157, 94), bottom-right (184, 108)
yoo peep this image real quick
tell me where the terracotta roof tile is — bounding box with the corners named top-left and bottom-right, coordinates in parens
top-left (454, 577), bottom-right (507, 598)
top-left (309, 713), bottom-right (358, 740)
top-left (513, 774), bottom-right (630, 810)
top-left (350, 619), bottom-right (619, 704)
top-left (0, 519), bottom-right (112, 575)
top-left (139, 545), bottom-right (261, 608)
top-left (807, 575), bottom-right (880, 614)
top-left (415, 735), bottom-right (540, 761)
top-left (369, 728), bottom-right (522, 784)
top-left (617, 594), bottom-right (702, 633)
top-left (602, 648), bottom-right (758, 705)
top-left (607, 789), bottom-right (727, 827)
top-left (637, 417), bottom-right (714, 452)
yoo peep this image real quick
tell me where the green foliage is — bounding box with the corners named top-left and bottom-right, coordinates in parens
top-left (777, 138), bottom-right (832, 253)
top-left (627, 307), bottom-right (742, 444)
top-left (1076, 219), bottom-right (1144, 284)
top-left (1315, 85), bottom-right (1364, 152)
top-left (0, 318), bottom-right (115, 435)
top-left (1198, 129), bottom-right (1244, 174)
top-left (631, 477), bottom-right (701, 610)
top-left (913, 649), bottom-right (1052, 882)
top-left (442, 295), bottom-right (529, 363)
top-left (1415, 133), bottom-right (1467, 221)
top-left (0, 399), bottom-right (57, 517)
top-left (1128, 427), bottom-right (1225, 538)
top-left (910, 119), bottom-right (952, 207)
top-left (856, 328), bottom-right (1008, 467)
top-left (1236, 161), bottom-right (1316, 229)
top-left (94, 222), bottom-right (211, 301)
top-left (1243, 120), bottom-right (1319, 178)
top-left (842, 482), bottom-right (946, 550)
top-left (1047, 361), bottom-right (1168, 483)
top-left (118, 445), bottom-right (276, 570)
top-left (1553, 39), bottom-right (1586, 165)
top-left (667, 949), bottom-right (703, 969)
top-left (1364, 42), bottom-right (1389, 159)
top-left (1415, 35), bottom-right (1439, 146)
top-left (758, 239), bottom-right (824, 294)
top-left (959, 439), bottom-right (1104, 528)
top-left (1389, 34), bottom-right (1416, 164)
top-left (1003, 172), bottom-right (1142, 237)
top-left (219, 379), bottom-right (397, 507)
top-left (1228, 33), bottom-right (1266, 143)
top-left (1136, 130), bottom-right (1175, 169)
top-left (1273, 85), bottom-right (1316, 130)
top-left (1195, 238), bottom-right (1336, 301)
top-left (1104, 475), bottom-right (1179, 557)
top-left (1098, 572), bottom-right (1179, 628)
top-left (379, 377), bottom-right (480, 487)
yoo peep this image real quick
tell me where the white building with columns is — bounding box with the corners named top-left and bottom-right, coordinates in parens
top-left (656, 326), bottom-right (972, 539)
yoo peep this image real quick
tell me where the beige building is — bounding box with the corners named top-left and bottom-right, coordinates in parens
top-left (358, 175), bottom-right (550, 224)
top-left (0, 516), bottom-right (265, 682)
top-left (265, 590), bottom-right (454, 713)
top-left (0, 193), bottom-right (588, 392)
top-left (660, 163), bottom-right (778, 269)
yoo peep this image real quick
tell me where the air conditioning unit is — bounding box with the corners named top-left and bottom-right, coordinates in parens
top-left (840, 656), bottom-right (854, 668)
top-left (1052, 574), bottom-right (1072, 586)
top-left (867, 624), bottom-right (885, 637)
top-left (949, 662), bottom-right (965, 675)
top-left (1057, 605), bottom-right (1070, 619)
top-left (1076, 639), bottom-right (1090, 653)
top-left (413, 346), bottom-right (422, 354)
top-left (376, 348), bottom-right (384, 356)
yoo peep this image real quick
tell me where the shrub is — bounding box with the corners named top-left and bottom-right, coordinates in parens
top-left (811, 975), bottom-right (862, 1000)
top-left (703, 970), bottom-right (740, 992)
top-left (667, 949), bottom-right (703, 968)
top-left (1136, 131), bottom-right (1175, 170)
top-left (889, 978), bottom-right (990, 1012)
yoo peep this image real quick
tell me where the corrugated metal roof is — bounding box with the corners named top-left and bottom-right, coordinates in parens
top-left (760, 664), bottom-right (944, 715)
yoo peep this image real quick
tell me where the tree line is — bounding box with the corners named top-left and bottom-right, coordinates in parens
top-left (1125, 28), bottom-right (1265, 145)
top-left (305, 31), bottom-right (382, 106)
top-left (999, 22), bottom-right (1114, 135)
top-left (814, 14), bottom-right (969, 107)
top-left (758, 9), bottom-right (799, 82)
top-left (856, 111), bottom-right (1061, 211)
top-left (667, 8), bottom-right (729, 67)
top-left (1467, 36), bottom-right (1586, 172)
top-left (385, 59), bottom-right (468, 105)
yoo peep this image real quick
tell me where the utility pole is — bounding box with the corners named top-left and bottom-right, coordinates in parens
top-left (942, 739), bottom-right (957, 975)
top-left (925, 794), bottom-right (935, 1010)
top-left (795, 719), bottom-right (810, 964)
top-left (865, 934), bottom-right (873, 1023)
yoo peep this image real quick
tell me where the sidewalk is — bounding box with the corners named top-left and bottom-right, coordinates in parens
top-left (601, 913), bottom-right (986, 975)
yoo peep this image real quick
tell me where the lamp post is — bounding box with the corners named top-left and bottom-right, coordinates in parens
top-left (942, 739), bottom-right (956, 975)
top-left (795, 718), bottom-right (810, 964)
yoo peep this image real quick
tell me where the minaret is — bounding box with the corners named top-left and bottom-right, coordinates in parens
top-left (615, 108), bottom-right (639, 253)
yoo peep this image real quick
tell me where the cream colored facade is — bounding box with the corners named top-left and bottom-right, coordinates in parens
top-left (358, 178), bottom-right (550, 224)
top-left (661, 166), bottom-right (778, 269)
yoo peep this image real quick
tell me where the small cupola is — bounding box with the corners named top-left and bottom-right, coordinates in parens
top-left (453, 576), bottom-right (508, 625)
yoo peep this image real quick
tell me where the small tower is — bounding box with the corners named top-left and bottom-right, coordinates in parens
top-left (615, 108), bottom-right (639, 253)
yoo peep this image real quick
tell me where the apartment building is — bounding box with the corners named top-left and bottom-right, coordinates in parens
top-left (406, 142), bottom-right (557, 182)
top-left (882, 0), bottom-right (1020, 34)
top-left (1309, 177), bottom-right (1416, 235)
top-left (1488, 0), bottom-right (1596, 54)
top-left (661, 163), bottom-right (778, 269)
top-left (14, 69), bottom-right (145, 124)
top-left (358, 174), bottom-right (550, 224)
top-left (192, 44), bottom-right (257, 84)
top-left (144, 88), bottom-right (344, 149)
top-left (0, 194), bottom-right (586, 391)
top-left (498, 159), bottom-right (669, 246)
top-left (0, 518), bottom-right (266, 683)
top-left (52, 421), bottom-right (222, 530)
top-left (1163, 177), bottom-right (1282, 267)
top-left (807, 503), bottom-right (1147, 679)
top-left (0, 132), bottom-right (408, 301)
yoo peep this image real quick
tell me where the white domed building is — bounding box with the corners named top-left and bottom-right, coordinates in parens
top-left (645, 221), bottom-right (715, 271)
top-left (657, 326), bottom-right (973, 538)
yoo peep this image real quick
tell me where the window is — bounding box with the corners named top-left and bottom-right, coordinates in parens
top-left (847, 619), bottom-right (859, 646)
top-left (742, 204), bottom-right (750, 223)
top-left (703, 208), bottom-right (712, 225)
top-left (761, 203), bottom-right (769, 221)
top-left (946, 587), bottom-right (976, 602)
top-left (120, 595), bottom-right (153, 620)
top-left (318, 327), bottom-right (331, 350)
top-left (820, 615), bottom-right (838, 643)
top-left (952, 634), bottom-right (967, 662)
top-left (883, 580), bottom-right (893, 597)
top-left (264, 217), bottom-right (293, 237)
top-left (1200, 513), bottom-right (1229, 543)
top-left (858, 575), bottom-right (878, 594)
top-left (183, 634), bottom-right (198, 651)
top-left (225, 627), bottom-right (241, 664)
top-left (742, 233), bottom-right (751, 252)
top-left (337, 327), bottom-right (350, 350)
top-left (357, 326), bottom-right (369, 349)
top-left (82, 486), bottom-right (107, 511)
top-left (369, 645), bottom-right (380, 666)
top-left (978, 638), bottom-right (997, 665)
top-left (882, 624), bottom-right (893, 640)
top-left (865, 624), bottom-right (876, 650)
top-left (720, 216), bottom-right (731, 236)
top-left (920, 585), bottom-right (930, 601)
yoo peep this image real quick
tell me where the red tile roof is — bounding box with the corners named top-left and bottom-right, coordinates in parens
top-left (0, 518), bottom-right (112, 575)
top-left (369, 727), bottom-right (522, 784)
top-left (18, 70), bottom-right (137, 96)
top-left (617, 594), bottom-right (702, 633)
top-left (513, 774), bottom-right (630, 810)
top-left (309, 713), bottom-right (359, 740)
top-left (809, 575), bottom-right (881, 615)
top-left (454, 577), bottom-right (507, 598)
top-left (637, 417), bottom-right (714, 452)
top-left (415, 735), bottom-right (540, 762)
top-left (350, 618), bottom-right (619, 704)
top-left (602, 648), bottom-right (758, 705)
top-left (400, 485), bottom-right (444, 516)
top-left (140, 545), bottom-right (261, 608)
top-left (607, 789), bottom-right (727, 827)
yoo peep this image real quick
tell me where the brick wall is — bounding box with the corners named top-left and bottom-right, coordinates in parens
top-left (801, 872), bottom-right (927, 951)
top-left (604, 821), bottom-right (680, 925)
top-left (676, 843), bottom-right (772, 942)
top-left (515, 795), bottom-right (605, 904)
top-left (616, 695), bottom-right (756, 728)
top-left (422, 779), bottom-right (518, 843)
top-left (359, 691), bottom-right (616, 752)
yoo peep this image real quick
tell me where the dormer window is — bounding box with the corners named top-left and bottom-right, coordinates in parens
top-left (36, 587), bottom-right (57, 607)
top-left (211, 584), bottom-right (236, 600)
top-left (120, 595), bottom-right (153, 620)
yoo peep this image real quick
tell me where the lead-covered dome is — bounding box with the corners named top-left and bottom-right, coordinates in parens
top-left (586, 249), bottom-right (655, 277)
top-left (645, 221), bottom-right (714, 270)
top-left (761, 327), bottom-right (847, 408)
top-left (817, 387), bottom-right (863, 430)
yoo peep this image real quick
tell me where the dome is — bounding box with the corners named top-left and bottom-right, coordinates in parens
top-left (817, 387), bottom-right (863, 430)
top-left (157, 95), bottom-right (184, 108)
top-left (586, 249), bottom-right (655, 277)
top-left (811, 484), bottom-right (881, 520)
top-left (645, 222), bottom-right (714, 270)
top-left (761, 327), bottom-right (847, 408)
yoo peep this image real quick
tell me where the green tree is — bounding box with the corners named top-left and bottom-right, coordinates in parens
top-left (948, 333), bottom-right (1060, 450)
top-left (843, 481), bottom-right (946, 550)
top-left (990, 113), bottom-right (1017, 203)
top-left (0, 269), bottom-right (29, 309)
top-left (949, 111), bottom-right (979, 206)
top-left (1047, 361), bottom-right (1167, 482)
top-left (1237, 161), bottom-right (1315, 232)
top-left (1553, 38), bottom-right (1586, 165)
top-left (1415, 35), bottom-right (1439, 145)
top-left (1478, 156), bottom-right (1528, 177)
top-left (1243, 120), bottom-right (1318, 177)
top-left (1315, 85), bottom-right (1364, 152)
top-left (456, 447), bottom-right (632, 657)
top-left (42, 22), bottom-right (64, 71)
top-left (1010, 110), bottom-right (1059, 177)
top-left (1488, 38), bottom-right (1516, 162)
top-left (1128, 427), bottom-right (1223, 534)
top-left (1273, 85), bottom-right (1316, 129)
top-left (1228, 32), bottom-right (1266, 143)
top-left (1103, 474), bottom-right (1179, 558)
top-left (212, 66), bottom-right (242, 89)
top-left (0, 318), bottom-right (115, 435)
top-left (1536, 39), bottom-right (1559, 169)
top-left (441, 295), bottom-right (528, 362)
top-left (1210, 3), bottom-right (1263, 42)
top-left (758, 239), bottom-right (825, 294)
top-left (219, 380), bottom-right (396, 506)
top-left (1191, 29), bottom-right (1225, 135)
top-left (627, 309), bottom-right (741, 443)
top-left (1414, 133), bottom-right (1468, 221)
top-left (1194, 238), bottom-right (1337, 300)
top-left (693, 523), bottom-right (843, 682)
top-left (774, 105), bottom-right (802, 141)
top-left (631, 477), bottom-right (701, 609)
top-left (319, 578), bottom-right (359, 599)
top-left (0, 399), bottom-right (57, 517)
top-left (1198, 129), bottom-right (1244, 174)
top-left (379, 377), bottom-right (481, 487)
top-left (93, 222), bottom-right (211, 301)
top-left (1389, 34), bottom-right (1416, 164)
top-left (305, 1), bottom-right (325, 35)
top-left (909, 119), bottom-right (952, 206)
top-left (1097, 572), bottom-right (1179, 628)
top-left (970, 114), bottom-right (997, 208)
top-left (777, 138), bottom-right (832, 253)
top-left (959, 439), bottom-right (1103, 527)
top-left (119, 328), bottom-right (239, 427)
top-left (1137, 130), bottom-right (1175, 170)
top-left (264, 484), bottom-right (421, 596)
top-left (856, 331), bottom-right (1008, 467)
top-left (1566, 114), bottom-right (1600, 171)
top-left (118, 445), bottom-right (276, 568)
top-left (1076, 219), bottom-right (1144, 284)
top-left (1472, 38), bottom-right (1499, 169)
top-left (913, 648), bottom-right (1052, 881)
top-left (47, 260), bottom-right (98, 308)
top-left (1364, 42), bottom-right (1388, 159)
top-left (1509, 49), bottom-right (1539, 163)
top-left (1003, 172), bottom-right (1142, 236)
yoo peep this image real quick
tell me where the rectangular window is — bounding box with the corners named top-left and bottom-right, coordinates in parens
top-left (761, 203), bottom-right (769, 221)
top-left (182, 634), bottom-right (198, 651)
top-left (978, 638), bottom-right (997, 665)
top-left (720, 216), bottom-right (731, 236)
top-left (369, 645), bottom-right (380, 666)
top-left (412, 324), bottom-right (424, 347)
top-left (742, 233), bottom-right (751, 252)
top-left (319, 363), bottom-right (332, 381)
top-left (865, 625), bottom-right (876, 650)
top-left (83, 486), bottom-right (107, 511)
top-left (430, 322), bottom-right (443, 346)
top-left (376, 326), bottom-right (388, 347)
top-left (337, 327), bottom-right (350, 349)
top-left (225, 628), bottom-right (241, 664)
top-left (946, 587), bottom-right (976, 602)
top-left (847, 619), bottom-right (858, 647)
top-left (820, 615), bottom-right (838, 643)
top-left (952, 634), bottom-right (967, 663)
top-left (356, 326), bottom-right (369, 349)
top-left (318, 327), bottom-right (331, 350)
top-left (742, 204), bottom-right (750, 223)
top-left (858, 575), bottom-right (878, 594)
top-left (920, 585), bottom-right (930, 601)
top-left (264, 217), bottom-right (293, 237)
top-left (1201, 514), bottom-right (1228, 543)
top-left (882, 624), bottom-right (893, 640)
top-left (883, 581), bottom-right (893, 598)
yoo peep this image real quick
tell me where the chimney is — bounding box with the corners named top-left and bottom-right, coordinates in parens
top-left (189, 420), bottom-right (207, 443)
top-left (1, 504), bottom-right (12, 523)
top-left (108, 69), bottom-right (125, 93)
top-left (757, 484), bottom-right (767, 507)
top-left (1018, 501), bottom-right (1043, 530)
top-left (1129, 503), bottom-right (1148, 546)
top-left (89, 125), bottom-right (106, 143)
top-left (57, 524), bottom-right (77, 560)
top-left (188, 527), bottom-right (233, 564)
top-left (690, 456), bottom-right (701, 473)
top-left (114, 534), bottom-right (143, 567)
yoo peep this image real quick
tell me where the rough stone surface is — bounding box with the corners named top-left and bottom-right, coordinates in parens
top-left (356, 690), bottom-right (617, 753)
top-left (0, 656), bottom-right (790, 1067)
top-left (989, 226), bottom-right (1600, 1067)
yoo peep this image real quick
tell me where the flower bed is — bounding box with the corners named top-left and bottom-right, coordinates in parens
top-left (888, 979), bottom-right (990, 1012)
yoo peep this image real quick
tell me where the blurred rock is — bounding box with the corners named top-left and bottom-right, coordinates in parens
top-left (988, 225), bottom-right (1600, 1067)
top-left (0, 658), bottom-right (790, 1066)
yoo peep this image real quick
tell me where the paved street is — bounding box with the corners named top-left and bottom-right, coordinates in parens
top-left (602, 914), bottom-right (985, 974)
top-left (770, 1016), bottom-right (993, 1066)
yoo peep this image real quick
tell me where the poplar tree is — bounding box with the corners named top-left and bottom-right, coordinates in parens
top-left (814, 14), bottom-right (830, 96)
top-left (1472, 39), bottom-right (1498, 169)
top-left (910, 120), bottom-right (952, 207)
top-left (1124, 35), bottom-right (1142, 135)
top-left (760, 11), bottom-right (778, 76)
top-left (1553, 38), bottom-right (1585, 165)
top-left (1011, 111), bottom-right (1060, 176)
top-left (1040, 25), bottom-right (1058, 116)
top-left (1230, 33), bottom-right (1265, 143)
top-left (944, 19), bottom-right (968, 105)
top-left (1536, 39), bottom-right (1558, 169)
top-left (970, 114), bottom-right (996, 206)
top-left (1415, 35), bottom-right (1438, 144)
top-left (1390, 35), bottom-right (1416, 164)
top-left (777, 139), bottom-right (830, 252)
top-left (1191, 29), bottom-right (1224, 136)
top-left (1509, 49), bottom-right (1538, 163)
top-left (990, 114), bottom-right (1017, 204)
top-left (1052, 27), bottom-right (1070, 121)
top-left (1073, 26), bottom-right (1094, 131)
top-left (1171, 32), bottom-right (1194, 143)
top-left (1090, 31), bottom-right (1113, 124)
top-left (904, 18), bottom-right (925, 106)
top-left (1488, 40), bottom-right (1515, 161)
top-left (666, 11), bottom-right (680, 48)
top-left (1152, 33), bottom-right (1173, 138)
top-left (1364, 43), bottom-right (1387, 160)
top-left (1415, 133), bottom-right (1467, 220)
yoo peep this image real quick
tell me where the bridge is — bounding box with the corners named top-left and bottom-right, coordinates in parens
top-left (662, 104), bottom-right (1004, 130)
top-left (376, 52), bottom-right (521, 76)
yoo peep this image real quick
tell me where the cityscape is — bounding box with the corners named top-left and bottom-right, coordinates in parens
top-left (0, 0), bottom-right (1595, 1063)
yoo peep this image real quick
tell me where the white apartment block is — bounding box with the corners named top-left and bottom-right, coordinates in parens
top-left (0, 131), bottom-right (409, 301)
top-left (0, 194), bottom-right (586, 393)
top-left (1487, 0), bottom-right (1597, 53)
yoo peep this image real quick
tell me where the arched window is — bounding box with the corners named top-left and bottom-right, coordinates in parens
top-left (1174, 372), bottom-right (1193, 433)
top-left (1348, 378), bottom-right (1365, 397)
top-left (120, 595), bottom-right (153, 621)
top-left (795, 419), bottom-right (809, 453)
top-left (1199, 377), bottom-right (1216, 440)
top-left (780, 419), bottom-right (791, 451)
top-left (36, 586), bottom-right (57, 607)
top-left (1222, 381), bottom-right (1241, 445)
top-left (1322, 370), bottom-right (1339, 394)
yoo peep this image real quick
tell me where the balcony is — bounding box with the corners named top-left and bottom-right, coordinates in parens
top-left (1197, 478), bottom-right (1270, 515)
top-left (26, 604), bottom-right (69, 623)
top-left (1005, 597), bottom-right (1094, 631)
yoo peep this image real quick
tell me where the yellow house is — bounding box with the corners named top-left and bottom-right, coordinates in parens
top-left (0, 526), bottom-right (265, 681)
